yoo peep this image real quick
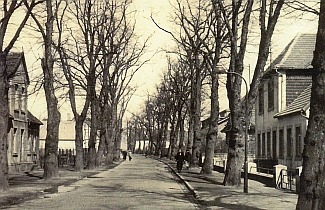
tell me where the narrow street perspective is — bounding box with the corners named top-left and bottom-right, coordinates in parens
top-left (6, 155), bottom-right (197, 210)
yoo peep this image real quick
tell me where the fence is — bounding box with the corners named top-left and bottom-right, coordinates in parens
top-left (276, 168), bottom-right (298, 192)
top-left (212, 156), bottom-right (302, 192)
top-left (39, 148), bottom-right (89, 168)
top-left (58, 149), bottom-right (75, 167)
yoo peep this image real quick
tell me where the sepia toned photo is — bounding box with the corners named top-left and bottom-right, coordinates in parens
top-left (0, 0), bottom-right (321, 209)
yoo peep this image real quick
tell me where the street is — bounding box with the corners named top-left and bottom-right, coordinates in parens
top-left (6, 155), bottom-right (197, 210)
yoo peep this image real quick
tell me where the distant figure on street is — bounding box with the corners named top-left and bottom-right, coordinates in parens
top-left (184, 149), bottom-right (191, 169)
top-left (128, 150), bottom-right (132, 161)
top-left (122, 151), bottom-right (127, 160)
top-left (175, 149), bottom-right (185, 173)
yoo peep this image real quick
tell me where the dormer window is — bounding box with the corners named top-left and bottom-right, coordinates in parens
top-left (268, 78), bottom-right (274, 111)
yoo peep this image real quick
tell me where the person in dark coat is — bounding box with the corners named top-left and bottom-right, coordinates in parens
top-left (175, 149), bottom-right (185, 173)
top-left (122, 151), bottom-right (127, 160)
top-left (184, 150), bottom-right (191, 169)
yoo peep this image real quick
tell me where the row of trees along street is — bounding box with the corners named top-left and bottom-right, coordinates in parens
top-left (0, 0), bottom-right (148, 191)
top-left (127, 0), bottom-right (325, 209)
top-left (1, 0), bottom-right (325, 209)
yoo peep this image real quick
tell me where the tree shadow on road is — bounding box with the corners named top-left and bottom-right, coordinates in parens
top-left (203, 195), bottom-right (263, 210)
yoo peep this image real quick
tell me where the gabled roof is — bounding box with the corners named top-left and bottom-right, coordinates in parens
top-left (274, 33), bottom-right (316, 70)
top-left (28, 111), bottom-right (43, 125)
top-left (7, 52), bottom-right (30, 85)
top-left (274, 85), bottom-right (311, 118)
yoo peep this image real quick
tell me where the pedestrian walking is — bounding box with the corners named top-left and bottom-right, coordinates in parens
top-left (184, 149), bottom-right (191, 169)
top-left (175, 149), bottom-right (185, 173)
top-left (128, 150), bottom-right (132, 161)
top-left (122, 151), bottom-right (127, 160)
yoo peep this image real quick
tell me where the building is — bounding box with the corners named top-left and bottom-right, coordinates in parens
top-left (7, 52), bottom-right (43, 172)
top-left (39, 116), bottom-right (98, 152)
top-left (255, 33), bottom-right (314, 169)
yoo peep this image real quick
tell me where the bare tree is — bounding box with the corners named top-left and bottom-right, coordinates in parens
top-left (29, 0), bottom-right (63, 180)
top-left (0, 0), bottom-right (42, 191)
top-left (296, 1), bottom-right (325, 208)
top-left (200, 1), bottom-right (228, 175)
top-left (95, 0), bottom-right (149, 165)
top-left (54, 0), bottom-right (109, 171)
top-left (216, 0), bottom-right (285, 186)
top-left (165, 58), bottom-right (191, 159)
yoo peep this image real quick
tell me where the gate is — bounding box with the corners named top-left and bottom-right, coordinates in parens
top-left (276, 168), bottom-right (297, 192)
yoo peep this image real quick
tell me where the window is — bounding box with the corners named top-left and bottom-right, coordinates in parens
top-left (287, 128), bottom-right (292, 159)
top-left (262, 133), bottom-right (266, 158)
top-left (258, 86), bottom-right (264, 114)
top-left (279, 129), bottom-right (284, 158)
top-left (268, 79), bottom-right (274, 111)
top-left (257, 133), bottom-right (261, 158)
top-left (296, 126), bottom-right (302, 159)
top-left (14, 84), bottom-right (19, 110)
top-left (272, 130), bottom-right (277, 159)
top-left (13, 128), bottom-right (18, 153)
top-left (267, 132), bottom-right (271, 158)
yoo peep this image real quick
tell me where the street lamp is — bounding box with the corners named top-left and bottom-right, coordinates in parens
top-left (216, 64), bottom-right (249, 193)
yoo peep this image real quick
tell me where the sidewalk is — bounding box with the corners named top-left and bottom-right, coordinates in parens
top-left (0, 162), bottom-right (121, 209)
top-left (161, 158), bottom-right (298, 210)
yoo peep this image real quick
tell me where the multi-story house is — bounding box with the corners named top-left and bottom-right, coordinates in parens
top-left (255, 33), bottom-right (314, 169)
top-left (7, 52), bottom-right (43, 172)
top-left (39, 116), bottom-right (99, 152)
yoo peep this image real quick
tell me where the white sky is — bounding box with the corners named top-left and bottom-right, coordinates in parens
top-left (9, 1), bottom-right (319, 121)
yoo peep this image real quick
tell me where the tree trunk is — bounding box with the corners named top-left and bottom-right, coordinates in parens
top-left (96, 129), bottom-right (106, 167)
top-left (168, 124), bottom-right (175, 159)
top-left (42, 55), bottom-right (61, 180)
top-left (41, 0), bottom-right (61, 181)
top-left (87, 98), bottom-right (97, 169)
top-left (201, 72), bottom-right (219, 175)
top-left (296, 3), bottom-right (325, 208)
top-left (0, 52), bottom-right (9, 191)
top-left (180, 116), bottom-right (185, 149)
top-left (191, 64), bottom-right (202, 166)
top-left (106, 104), bottom-right (117, 164)
top-left (113, 119), bottom-right (122, 160)
top-left (223, 83), bottom-right (245, 186)
top-left (74, 121), bottom-right (84, 171)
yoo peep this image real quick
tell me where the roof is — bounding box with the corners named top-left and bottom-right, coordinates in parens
top-left (274, 85), bottom-right (311, 118)
top-left (27, 111), bottom-right (43, 125)
top-left (7, 52), bottom-right (30, 85)
top-left (286, 75), bottom-right (312, 105)
top-left (273, 33), bottom-right (316, 70)
top-left (262, 33), bottom-right (314, 112)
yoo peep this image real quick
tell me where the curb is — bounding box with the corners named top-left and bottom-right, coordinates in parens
top-left (158, 158), bottom-right (201, 200)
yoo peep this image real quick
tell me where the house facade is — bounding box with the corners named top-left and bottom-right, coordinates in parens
top-left (39, 117), bottom-right (98, 152)
top-left (255, 33), bottom-right (314, 169)
top-left (7, 52), bottom-right (43, 172)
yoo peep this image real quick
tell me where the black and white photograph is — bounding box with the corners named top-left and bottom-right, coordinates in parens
top-left (0, 0), bottom-right (322, 209)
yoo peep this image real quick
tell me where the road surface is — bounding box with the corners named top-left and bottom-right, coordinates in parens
top-left (7, 155), bottom-right (198, 210)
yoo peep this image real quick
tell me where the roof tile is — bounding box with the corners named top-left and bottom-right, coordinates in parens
top-left (274, 85), bottom-right (311, 118)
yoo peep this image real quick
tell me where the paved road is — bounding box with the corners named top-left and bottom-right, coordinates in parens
top-left (7, 155), bottom-right (197, 210)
